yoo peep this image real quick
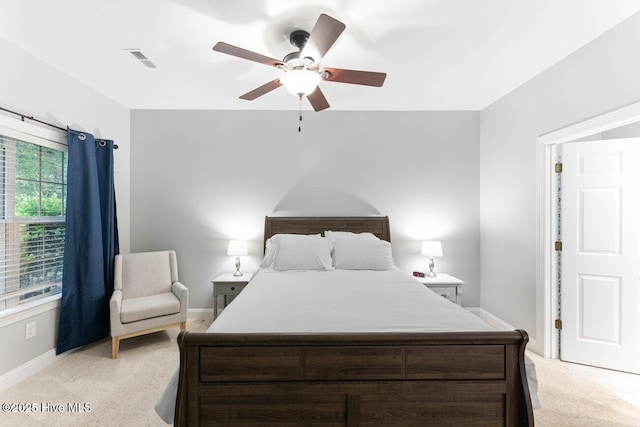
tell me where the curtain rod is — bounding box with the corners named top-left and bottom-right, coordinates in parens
top-left (0, 106), bottom-right (119, 149)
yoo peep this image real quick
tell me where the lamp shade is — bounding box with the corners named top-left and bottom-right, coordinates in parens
top-left (227, 240), bottom-right (248, 256)
top-left (280, 69), bottom-right (321, 96)
top-left (421, 241), bottom-right (443, 257)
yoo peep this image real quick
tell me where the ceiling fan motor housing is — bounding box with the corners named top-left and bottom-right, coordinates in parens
top-left (289, 29), bottom-right (310, 51)
top-left (285, 30), bottom-right (315, 69)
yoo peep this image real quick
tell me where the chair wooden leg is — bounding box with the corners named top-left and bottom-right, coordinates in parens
top-left (112, 336), bottom-right (120, 359)
top-left (111, 322), bottom-right (185, 358)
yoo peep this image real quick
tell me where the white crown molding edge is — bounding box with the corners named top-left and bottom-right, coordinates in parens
top-left (538, 101), bottom-right (640, 146)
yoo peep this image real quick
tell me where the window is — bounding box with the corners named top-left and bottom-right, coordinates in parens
top-left (0, 125), bottom-right (67, 312)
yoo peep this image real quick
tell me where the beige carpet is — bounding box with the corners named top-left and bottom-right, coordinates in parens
top-left (0, 320), bottom-right (210, 427)
top-left (529, 352), bottom-right (640, 426)
top-left (1, 321), bottom-right (639, 426)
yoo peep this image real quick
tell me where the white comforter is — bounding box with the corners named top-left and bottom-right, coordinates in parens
top-left (155, 268), bottom-right (539, 423)
top-left (211, 268), bottom-right (493, 333)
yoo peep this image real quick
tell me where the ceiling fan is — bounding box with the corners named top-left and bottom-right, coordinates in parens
top-left (212, 13), bottom-right (386, 112)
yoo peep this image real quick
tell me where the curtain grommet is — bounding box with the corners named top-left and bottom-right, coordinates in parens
top-left (78, 133), bottom-right (86, 141)
top-left (98, 140), bottom-right (106, 147)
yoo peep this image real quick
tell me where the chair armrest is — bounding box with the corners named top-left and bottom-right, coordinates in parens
top-left (109, 289), bottom-right (123, 329)
top-left (172, 281), bottom-right (189, 314)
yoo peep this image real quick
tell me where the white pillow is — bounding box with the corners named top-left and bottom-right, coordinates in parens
top-left (324, 230), bottom-right (379, 241)
top-left (272, 235), bottom-right (334, 271)
top-left (332, 239), bottom-right (394, 270)
top-left (260, 233), bottom-right (320, 268)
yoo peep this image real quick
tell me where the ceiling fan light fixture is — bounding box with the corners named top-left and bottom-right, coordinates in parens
top-left (280, 69), bottom-right (321, 96)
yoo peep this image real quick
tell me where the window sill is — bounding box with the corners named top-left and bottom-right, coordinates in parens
top-left (0, 294), bottom-right (61, 328)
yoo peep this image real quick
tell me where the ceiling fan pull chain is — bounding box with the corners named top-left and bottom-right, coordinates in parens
top-left (298, 95), bottom-right (303, 132)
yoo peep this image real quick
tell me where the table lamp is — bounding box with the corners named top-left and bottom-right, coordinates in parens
top-left (421, 241), bottom-right (443, 277)
top-left (227, 240), bottom-right (248, 276)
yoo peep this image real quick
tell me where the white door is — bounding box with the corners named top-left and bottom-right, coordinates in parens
top-left (561, 138), bottom-right (640, 373)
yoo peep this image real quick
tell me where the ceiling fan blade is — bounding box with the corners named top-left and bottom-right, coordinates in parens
top-left (322, 67), bottom-right (387, 87)
top-left (213, 42), bottom-right (283, 68)
top-left (239, 78), bottom-right (283, 100)
top-left (301, 14), bottom-right (346, 61)
top-left (306, 87), bottom-right (330, 112)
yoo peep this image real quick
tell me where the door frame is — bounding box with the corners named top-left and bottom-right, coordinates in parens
top-left (535, 100), bottom-right (640, 358)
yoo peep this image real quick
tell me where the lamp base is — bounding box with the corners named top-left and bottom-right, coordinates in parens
top-left (427, 257), bottom-right (437, 277)
top-left (233, 257), bottom-right (243, 276)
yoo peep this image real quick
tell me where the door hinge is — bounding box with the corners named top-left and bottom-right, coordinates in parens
top-left (555, 319), bottom-right (563, 330)
top-left (555, 241), bottom-right (562, 251)
top-left (555, 163), bottom-right (563, 173)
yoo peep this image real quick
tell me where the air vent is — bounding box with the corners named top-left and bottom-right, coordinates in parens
top-left (124, 49), bottom-right (156, 68)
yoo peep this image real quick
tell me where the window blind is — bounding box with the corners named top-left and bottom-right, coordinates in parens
top-left (0, 133), bottom-right (66, 307)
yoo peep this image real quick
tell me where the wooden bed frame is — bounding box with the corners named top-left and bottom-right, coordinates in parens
top-left (175, 216), bottom-right (534, 426)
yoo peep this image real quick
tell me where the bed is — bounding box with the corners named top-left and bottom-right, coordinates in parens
top-left (168, 216), bottom-right (534, 426)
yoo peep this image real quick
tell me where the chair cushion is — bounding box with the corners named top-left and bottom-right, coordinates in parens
top-left (120, 292), bottom-right (181, 324)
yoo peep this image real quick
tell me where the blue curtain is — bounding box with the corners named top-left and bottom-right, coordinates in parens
top-left (56, 129), bottom-right (119, 354)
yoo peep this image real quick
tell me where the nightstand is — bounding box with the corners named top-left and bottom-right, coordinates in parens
top-left (417, 273), bottom-right (464, 305)
top-left (212, 273), bottom-right (252, 319)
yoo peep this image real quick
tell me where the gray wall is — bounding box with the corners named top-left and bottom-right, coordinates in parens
top-left (0, 306), bottom-right (59, 375)
top-left (131, 110), bottom-right (480, 309)
top-left (0, 36), bottom-right (131, 377)
top-left (479, 11), bottom-right (640, 343)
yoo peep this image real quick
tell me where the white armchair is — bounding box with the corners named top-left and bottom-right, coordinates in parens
top-left (109, 250), bottom-right (188, 359)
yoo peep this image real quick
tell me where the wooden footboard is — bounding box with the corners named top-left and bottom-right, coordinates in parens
top-left (175, 330), bottom-right (533, 426)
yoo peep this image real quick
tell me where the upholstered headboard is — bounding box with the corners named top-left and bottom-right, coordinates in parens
top-left (263, 216), bottom-right (390, 252)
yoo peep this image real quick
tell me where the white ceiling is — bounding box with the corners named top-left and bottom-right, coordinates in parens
top-left (1, 0), bottom-right (639, 111)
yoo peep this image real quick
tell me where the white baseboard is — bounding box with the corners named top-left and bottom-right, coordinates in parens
top-left (467, 307), bottom-right (540, 355)
top-left (188, 308), bottom-right (214, 321)
top-left (0, 349), bottom-right (70, 392)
